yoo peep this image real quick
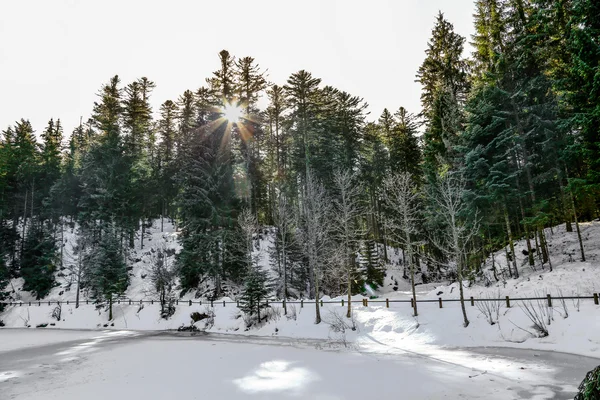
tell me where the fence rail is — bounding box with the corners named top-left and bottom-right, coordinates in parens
top-left (1, 293), bottom-right (599, 308)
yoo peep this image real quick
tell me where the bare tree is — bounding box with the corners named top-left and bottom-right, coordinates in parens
top-left (149, 245), bottom-right (177, 319)
top-left (332, 170), bottom-right (365, 318)
top-left (383, 172), bottom-right (421, 316)
top-left (301, 172), bottom-right (332, 324)
top-left (238, 208), bottom-right (259, 273)
top-left (430, 173), bottom-right (479, 328)
top-left (271, 191), bottom-right (296, 315)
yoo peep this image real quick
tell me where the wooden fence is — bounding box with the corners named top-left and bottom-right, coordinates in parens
top-left (1, 293), bottom-right (599, 309)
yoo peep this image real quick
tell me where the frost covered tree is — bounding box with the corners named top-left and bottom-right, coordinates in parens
top-left (84, 225), bottom-right (129, 320)
top-left (149, 246), bottom-right (176, 319)
top-left (383, 172), bottom-right (421, 316)
top-left (332, 169), bottom-right (364, 318)
top-left (430, 173), bottom-right (479, 328)
top-left (300, 172), bottom-right (332, 324)
top-left (237, 208), bottom-right (270, 322)
top-left (271, 191), bottom-right (296, 314)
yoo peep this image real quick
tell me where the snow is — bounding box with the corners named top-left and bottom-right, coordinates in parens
top-left (0, 332), bottom-right (568, 400)
top-left (2, 220), bottom-right (600, 360)
top-left (0, 329), bottom-right (99, 353)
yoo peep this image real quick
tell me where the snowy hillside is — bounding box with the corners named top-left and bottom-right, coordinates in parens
top-left (2, 220), bottom-right (600, 358)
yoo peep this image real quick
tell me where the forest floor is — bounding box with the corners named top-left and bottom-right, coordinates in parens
top-left (1, 329), bottom-right (597, 400)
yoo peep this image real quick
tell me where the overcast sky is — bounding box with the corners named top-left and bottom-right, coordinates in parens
top-left (0, 0), bottom-right (475, 136)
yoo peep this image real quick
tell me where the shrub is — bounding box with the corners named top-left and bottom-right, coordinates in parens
top-left (575, 366), bottom-right (600, 400)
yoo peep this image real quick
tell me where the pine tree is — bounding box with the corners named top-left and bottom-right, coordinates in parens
top-left (234, 56), bottom-right (267, 219)
top-left (20, 220), bottom-right (57, 299)
top-left (157, 100), bottom-right (178, 226)
top-left (239, 265), bottom-right (270, 324)
top-left (390, 107), bottom-right (422, 181)
top-left (417, 12), bottom-right (470, 180)
top-left (84, 225), bottom-right (128, 319)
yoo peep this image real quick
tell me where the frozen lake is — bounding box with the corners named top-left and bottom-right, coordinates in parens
top-left (0, 329), bottom-right (597, 399)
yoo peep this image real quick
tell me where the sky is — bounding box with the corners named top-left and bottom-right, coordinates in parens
top-left (0, 0), bottom-right (476, 137)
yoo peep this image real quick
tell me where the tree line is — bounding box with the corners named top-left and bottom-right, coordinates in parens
top-left (1, 0), bottom-right (598, 325)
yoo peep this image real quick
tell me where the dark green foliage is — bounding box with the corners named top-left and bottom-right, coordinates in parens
top-left (239, 266), bottom-right (270, 322)
top-left (20, 222), bottom-right (57, 299)
top-left (83, 226), bottom-right (128, 301)
top-left (358, 239), bottom-right (385, 291)
top-left (575, 365), bottom-right (600, 400)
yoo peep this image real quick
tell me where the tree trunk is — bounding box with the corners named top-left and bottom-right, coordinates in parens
top-left (141, 219), bottom-right (145, 249)
top-left (457, 259), bottom-right (469, 327)
top-left (109, 293), bottom-right (113, 321)
top-left (569, 190), bottom-right (586, 262)
top-left (75, 249), bottom-right (83, 309)
top-left (282, 245), bottom-right (288, 315)
top-left (347, 262), bottom-right (352, 318)
top-left (504, 206), bottom-right (519, 278)
top-left (540, 227), bottom-right (552, 271)
top-left (314, 272), bottom-right (321, 324)
top-left (410, 251), bottom-right (418, 317)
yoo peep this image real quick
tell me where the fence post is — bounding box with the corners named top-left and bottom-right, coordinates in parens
top-left (151, 300), bottom-right (153, 305)
top-left (594, 293), bottom-right (599, 305)
top-left (410, 298), bottom-right (414, 308)
top-left (129, 300), bottom-right (132, 305)
top-left (546, 294), bottom-right (552, 307)
top-left (236, 300), bottom-right (239, 307)
top-left (283, 299), bottom-right (286, 309)
top-left (301, 299), bottom-right (304, 308)
top-left (341, 299), bottom-right (344, 307)
top-left (386, 298), bottom-right (389, 308)
top-left (38, 301), bottom-right (40, 306)
top-left (365, 298), bottom-right (369, 307)
top-left (189, 300), bottom-right (192, 306)
top-left (211, 300), bottom-right (213, 307)
top-left (505, 296), bottom-right (510, 308)
top-left (28, 301), bottom-right (31, 306)
top-left (470, 296), bottom-right (474, 306)
top-left (438, 298), bottom-right (443, 308)
top-left (320, 299), bottom-right (323, 307)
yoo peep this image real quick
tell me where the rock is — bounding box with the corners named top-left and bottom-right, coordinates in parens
top-left (436, 291), bottom-right (444, 296)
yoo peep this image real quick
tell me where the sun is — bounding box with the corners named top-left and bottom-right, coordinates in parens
top-left (222, 102), bottom-right (243, 123)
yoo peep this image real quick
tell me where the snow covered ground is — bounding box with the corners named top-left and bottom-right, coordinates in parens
top-left (2, 220), bottom-right (600, 360)
top-left (0, 330), bottom-right (596, 399)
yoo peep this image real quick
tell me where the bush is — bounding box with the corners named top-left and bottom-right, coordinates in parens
top-left (191, 311), bottom-right (209, 323)
top-left (190, 307), bottom-right (215, 331)
top-left (0, 320), bottom-right (5, 327)
top-left (575, 366), bottom-right (600, 400)
top-left (475, 291), bottom-right (501, 325)
top-left (51, 304), bottom-right (62, 321)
